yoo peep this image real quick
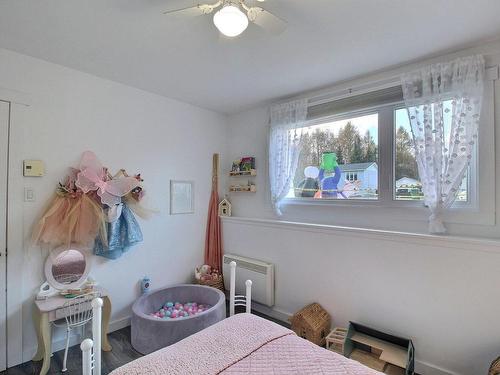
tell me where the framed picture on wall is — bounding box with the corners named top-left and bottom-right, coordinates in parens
top-left (170, 180), bottom-right (194, 215)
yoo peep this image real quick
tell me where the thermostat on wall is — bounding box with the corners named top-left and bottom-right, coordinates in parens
top-left (23, 160), bottom-right (45, 177)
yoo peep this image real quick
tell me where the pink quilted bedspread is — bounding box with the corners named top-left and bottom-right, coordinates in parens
top-left (111, 313), bottom-right (381, 375)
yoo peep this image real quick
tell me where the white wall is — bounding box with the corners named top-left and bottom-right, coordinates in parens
top-left (0, 48), bottom-right (228, 364)
top-left (3, 36), bottom-right (500, 375)
top-left (223, 41), bottom-right (500, 375)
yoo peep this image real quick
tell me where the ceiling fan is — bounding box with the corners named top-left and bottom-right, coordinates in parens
top-left (163, 0), bottom-right (287, 38)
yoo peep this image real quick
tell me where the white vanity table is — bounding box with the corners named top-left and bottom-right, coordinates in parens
top-left (32, 248), bottom-right (113, 375)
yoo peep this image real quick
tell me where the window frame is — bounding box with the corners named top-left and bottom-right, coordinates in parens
top-left (285, 106), bottom-right (382, 207)
top-left (283, 101), bottom-right (479, 211)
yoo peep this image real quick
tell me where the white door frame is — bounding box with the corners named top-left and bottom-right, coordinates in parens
top-left (0, 87), bottom-right (31, 368)
top-left (0, 100), bottom-right (9, 372)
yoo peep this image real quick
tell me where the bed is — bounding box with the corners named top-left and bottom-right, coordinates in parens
top-left (110, 313), bottom-right (382, 375)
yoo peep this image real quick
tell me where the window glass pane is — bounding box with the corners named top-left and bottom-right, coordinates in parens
top-left (394, 107), bottom-right (469, 201)
top-left (289, 113), bottom-right (378, 200)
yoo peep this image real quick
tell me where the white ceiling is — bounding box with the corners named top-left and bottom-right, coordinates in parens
top-left (1, 0), bottom-right (500, 114)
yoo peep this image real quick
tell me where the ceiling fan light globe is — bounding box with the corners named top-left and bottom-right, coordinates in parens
top-left (213, 5), bottom-right (249, 37)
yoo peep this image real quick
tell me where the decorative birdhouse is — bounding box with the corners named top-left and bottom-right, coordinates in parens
top-left (218, 197), bottom-right (232, 217)
top-left (289, 303), bottom-right (331, 347)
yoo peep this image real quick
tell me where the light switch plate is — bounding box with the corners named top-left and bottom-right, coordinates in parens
top-left (24, 188), bottom-right (35, 202)
top-left (23, 160), bottom-right (44, 177)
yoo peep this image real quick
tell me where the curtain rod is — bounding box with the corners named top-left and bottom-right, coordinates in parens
top-left (272, 75), bottom-right (402, 109)
top-left (273, 64), bottom-right (497, 109)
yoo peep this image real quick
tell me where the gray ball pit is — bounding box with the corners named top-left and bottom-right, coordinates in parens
top-left (131, 284), bottom-right (226, 355)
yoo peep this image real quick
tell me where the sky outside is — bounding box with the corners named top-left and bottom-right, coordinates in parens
top-left (304, 113), bottom-right (379, 143)
top-left (395, 101), bottom-right (454, 139)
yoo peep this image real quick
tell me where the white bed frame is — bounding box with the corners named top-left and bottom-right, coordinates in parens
top-left (80, 297), bottom-right (103, 375)
top-left (81, 263), bottom-right (252, 375)
top-left (229, 261), bottom-right (252, 316)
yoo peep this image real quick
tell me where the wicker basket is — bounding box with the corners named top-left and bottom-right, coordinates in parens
top-left (195, 274), bottom-right (225, 292)
top-left (289, 302), bottom-right (331, 347)
top-left (489, 356), bottom-right (500, 375)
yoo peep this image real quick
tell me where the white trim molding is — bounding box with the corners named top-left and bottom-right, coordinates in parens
top-left (222, 216), bottom-right (500, 255)
top-left (6, 101), bottom-right (28, 367)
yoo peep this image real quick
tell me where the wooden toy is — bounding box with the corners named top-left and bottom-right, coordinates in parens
top-left (344, 321), bottom-right (414, 375)
top-left (326, 327), bottom-right (348, 354)
top-left (289, 302), bottom-right (331, 347)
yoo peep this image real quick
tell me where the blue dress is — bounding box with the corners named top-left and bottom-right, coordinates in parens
top-left (94, 203), bottom-right (143, 259)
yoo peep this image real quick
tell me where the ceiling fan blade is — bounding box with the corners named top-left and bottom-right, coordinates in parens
top-left (163, 2), bottom-right (222, 17)
top-left (163, 5), bottom-right (205, 17)
top-left (248, 7), bottom-right (287, 35)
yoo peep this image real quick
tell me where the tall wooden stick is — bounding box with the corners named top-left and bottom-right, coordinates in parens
top-left (204, 153), bottom-right (223, 270)
top-left (212, 153), bottom-right (219, 191)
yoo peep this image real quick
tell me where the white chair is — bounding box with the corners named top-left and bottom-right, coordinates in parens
top-left (229, 261), bottom-right (252, 316)
top-left (52, 292), bottom-right (100, 372)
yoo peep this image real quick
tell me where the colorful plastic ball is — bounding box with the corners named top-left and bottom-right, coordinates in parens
top-left (150, 301), bottom-right (212, 320)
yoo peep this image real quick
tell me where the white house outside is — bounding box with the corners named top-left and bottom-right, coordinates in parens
top-left (338, 162), bottom-right (378, 193)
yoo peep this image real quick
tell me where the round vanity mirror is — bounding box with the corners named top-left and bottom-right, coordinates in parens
top-left (45, 247), bottom-right (90, 290)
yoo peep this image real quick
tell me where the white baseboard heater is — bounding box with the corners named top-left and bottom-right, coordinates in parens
top-left (223, 254), bottom-right (275, 307)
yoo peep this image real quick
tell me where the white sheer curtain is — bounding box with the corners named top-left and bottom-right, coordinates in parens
top-left (269, 99), bottom-right (308, 215)
top-left (401, 55), bottom-right (485, 233)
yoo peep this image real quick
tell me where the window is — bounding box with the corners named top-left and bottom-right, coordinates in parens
top-left (394, 105), bottom-right (469, 202)
top-left (285, 86), bottom-right (475, 206)
top-left (289, 113), bottom-right (378, 200)
top-left (393, 108), bottom-right (421, 200)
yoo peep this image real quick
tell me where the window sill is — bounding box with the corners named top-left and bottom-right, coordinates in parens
top-left (221, 216), bottom-right (500, 254)
top-left (281, 198), bottom-right (495, 226)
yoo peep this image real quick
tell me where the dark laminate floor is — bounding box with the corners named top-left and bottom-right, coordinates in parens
top-left (1, 307), bottom-right (289, 375)
top-left (1, 326), bottom-right (142, 375)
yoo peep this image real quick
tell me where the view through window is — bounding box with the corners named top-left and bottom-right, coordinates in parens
top-left (289, 113), bottom-right (379, 200)
top-left (287, 104), bottom-right (469, 203)
top-left (394, 105), bottom-right (468, 201)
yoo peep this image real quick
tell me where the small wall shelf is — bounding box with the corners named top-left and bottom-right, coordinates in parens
top-left (229, 157), bottom-right (257, 194)
top-left (229, 185), bottom-right (257, 193)
top-left (229, 169), bottom-right (256, 177)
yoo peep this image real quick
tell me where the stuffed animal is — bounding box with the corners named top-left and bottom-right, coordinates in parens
top-left (319, 152), bottom-right (342, 198)
top-left (195, 264), bottom-right (212, 281)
